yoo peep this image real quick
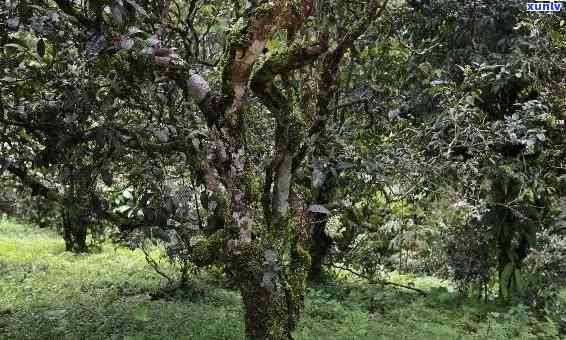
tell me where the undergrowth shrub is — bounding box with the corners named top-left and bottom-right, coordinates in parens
top-left (524, 228), bottom-right (566, 316)
top-left (442, 221), bottom-right (494, 297)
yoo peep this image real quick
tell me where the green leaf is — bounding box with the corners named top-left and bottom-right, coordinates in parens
top-left (124, 0), bottom-right (148, 17)
top-left (37, 39), bottom-right (45, 57)
top-left (3, 43), bottom-right (27, 51)
top-left (200, 4), bottom-right (217, 15)
top-left (116, 205), bottom-right (131, 213)
top-left (122, 189), bottom-right (133, 200)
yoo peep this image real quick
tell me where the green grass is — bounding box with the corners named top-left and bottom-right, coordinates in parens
top-left (0, 219), bottom-right (561, 339)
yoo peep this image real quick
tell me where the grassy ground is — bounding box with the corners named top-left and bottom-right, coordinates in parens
top-left (0, 220), bottom-right (561, 339)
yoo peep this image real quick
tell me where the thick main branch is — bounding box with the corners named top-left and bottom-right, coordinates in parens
top-left (294, 0), bottom-right (388, 170)
top-left (251, 40), bottom-right (328, 224)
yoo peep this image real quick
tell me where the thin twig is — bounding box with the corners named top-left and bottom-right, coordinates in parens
top-left (140, 243), bottom-right (174, 285)
top-left (331, 264), bottom-right (428, 296)
top-left (191, 176), bottom-right (204, 231)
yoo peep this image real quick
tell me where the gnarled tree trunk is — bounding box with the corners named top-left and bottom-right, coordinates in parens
top-left (47, 0), bottom-right (388, 336)
top-left (235, 244), bottom-right (309, 340)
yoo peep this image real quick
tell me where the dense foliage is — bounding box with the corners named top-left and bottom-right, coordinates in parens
top-left (1, 0), bottom-right (565, 338)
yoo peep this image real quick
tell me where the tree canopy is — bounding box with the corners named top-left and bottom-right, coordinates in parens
top-left (1, 0), bottom-right (566, 339)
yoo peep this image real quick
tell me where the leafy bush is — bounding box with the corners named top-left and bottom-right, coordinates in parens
top-left (442, 221), bottom-right (494, 297)
top-left (524, 227), bottom-right (566, 316)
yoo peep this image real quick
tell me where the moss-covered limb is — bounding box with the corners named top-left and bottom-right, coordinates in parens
top-left (220, 0), bottom-right (315, 120)
top-left (0, 158), bottom-right (61, 202)
top-left (284, 236), bottom-right (311, 330)
top-left (250, 40), bottom-right (328, 119)
top-left (191, 229), bottom-right (232, 267)
top-left (317, 0), bottom-right (388, 126)
top-left (269, 151), bottom-right (292, 229)
top-left (53, 0), bottom-right (96, 28)
top-left (332, 0), bottom-right (388, 58)
top-left (220, 5), bottom-right (275, 120)
top-left (212, 4), bottom-right (278, 244)
top-left (263, 39), bottom-right (329, 75)
top-left (250, 40), bottom-right (327, 227)
top-left (207, 2), bottom-right (318, 238)
top-left (293, 0), bottom-right (388, 170)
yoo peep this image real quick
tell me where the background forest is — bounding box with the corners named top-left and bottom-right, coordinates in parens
top-left (1, 0), bottom-right (566, 339)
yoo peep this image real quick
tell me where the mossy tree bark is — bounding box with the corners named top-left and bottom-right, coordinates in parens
top-left (183, 3), bottom-right (322, 336)
top-left (188, 2), bottom-right (387, 336)
top-left (233, 242), bottom-right (310, 340)
top-left (48, 0), bottom-right (388, 337)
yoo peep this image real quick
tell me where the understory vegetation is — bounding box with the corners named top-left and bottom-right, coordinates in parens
top-left (0, 221), bottom-right (562, 339)
top-left (1, 0), bottom-right (566, 339)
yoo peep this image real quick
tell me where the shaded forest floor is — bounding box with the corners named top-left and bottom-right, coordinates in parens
top-left (0, 220), bottom-right (561, 339)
